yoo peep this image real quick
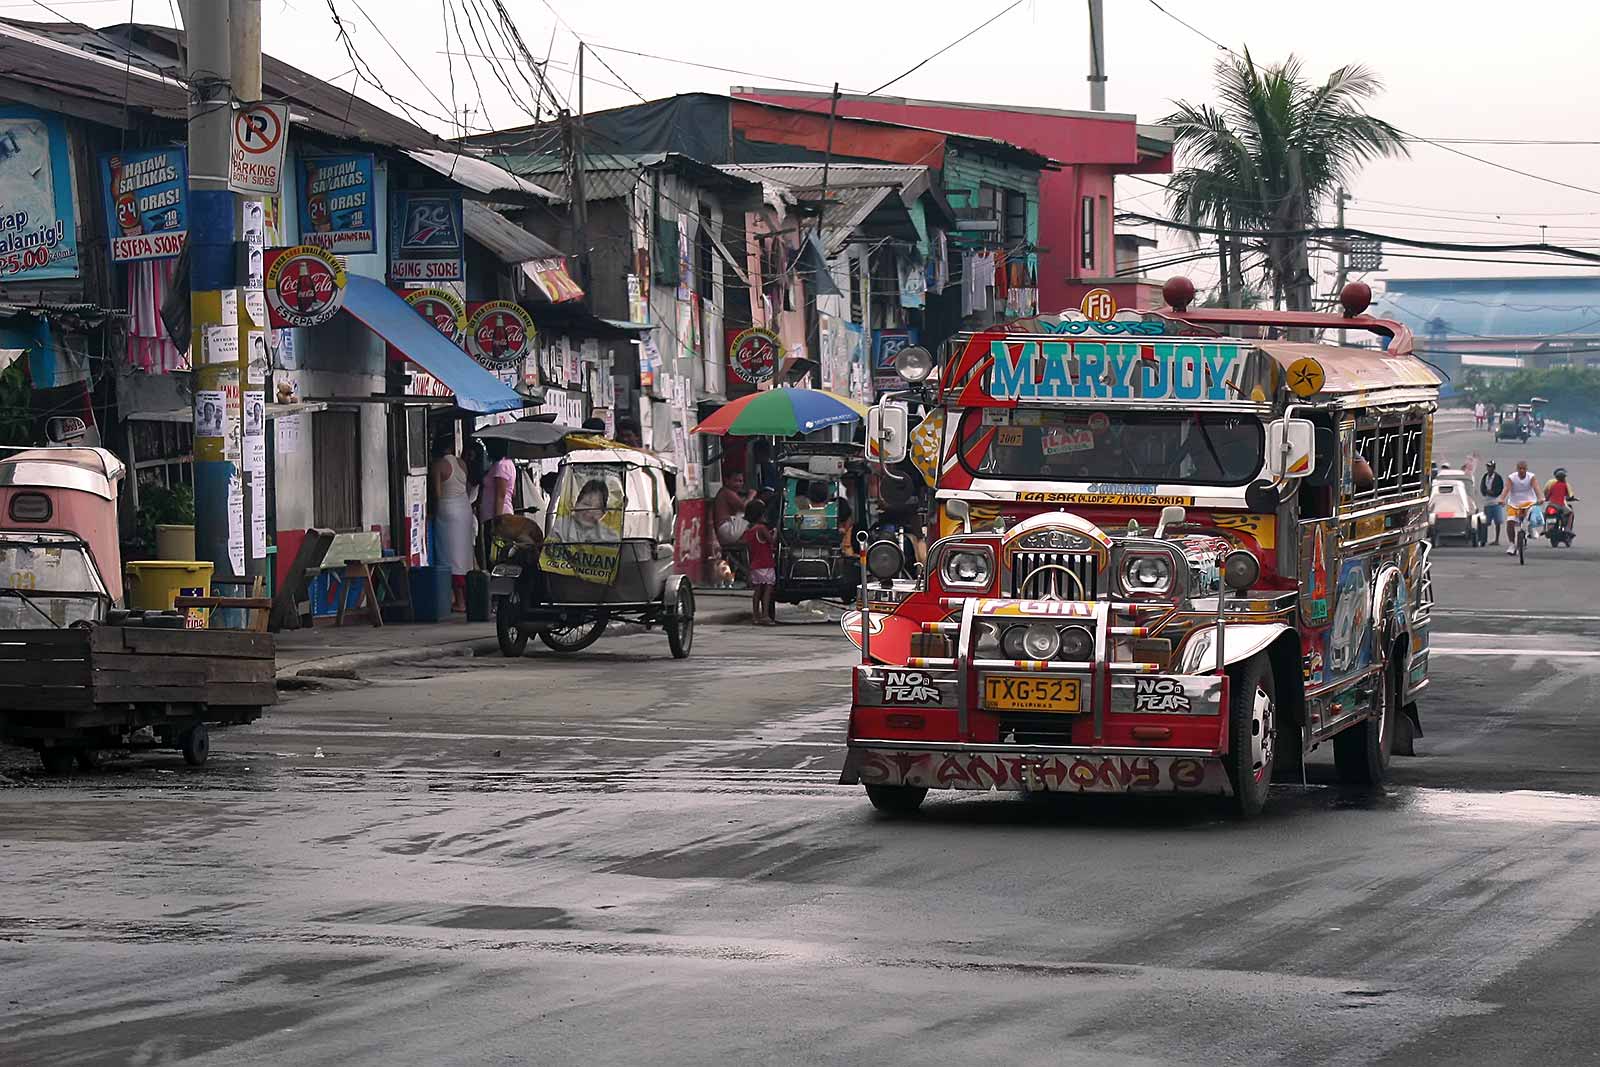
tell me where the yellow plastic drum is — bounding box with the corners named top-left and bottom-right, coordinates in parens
top-left (124, 560), bottom-right (214, 626)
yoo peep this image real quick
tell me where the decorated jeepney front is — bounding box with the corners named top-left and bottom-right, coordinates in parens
top-left (842, 301), bottom-right (1326, 806)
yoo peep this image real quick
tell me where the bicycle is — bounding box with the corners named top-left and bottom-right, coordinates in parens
top-left (1506, 501), bottom-right (1534, 565)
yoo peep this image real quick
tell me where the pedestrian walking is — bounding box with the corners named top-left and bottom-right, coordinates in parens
top-left (741, 499), bottom-right (777, 625)
top-left (430, 437), bottom-right (475, 612)
top-left (1480, 460), bottom-right (1506, 544)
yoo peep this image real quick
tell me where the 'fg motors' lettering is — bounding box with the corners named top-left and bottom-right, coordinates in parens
top-left (1134, 677), bottom-right (1192, 713)
top-left (986, 340), bottom-right (1242, 402)
top-left (882, 670), bottom-right (942, 705)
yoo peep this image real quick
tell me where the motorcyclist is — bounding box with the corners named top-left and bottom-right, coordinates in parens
top-left (1545, 468), bottom-right (1579, 535)
top-left (1479, 461), bottom-right (1506, 545)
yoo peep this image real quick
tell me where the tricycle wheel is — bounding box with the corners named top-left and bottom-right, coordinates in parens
top-left (495, 597), bottom-right (529, 658)
top-left (38, 747), bottom-right (75, 775)
top-left (539, 618), bottom-right (607, 653)
top-left (180, 723), bottom-right (211, 767)
top-left (666, 582), bottom-right (695, 659)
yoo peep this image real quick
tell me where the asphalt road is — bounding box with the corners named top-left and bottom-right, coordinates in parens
top-left (4, 412), bottom-right (1600, 1065)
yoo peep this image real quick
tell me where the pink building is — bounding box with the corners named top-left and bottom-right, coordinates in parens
top-left (732, 89), bottom-right (1173, 314)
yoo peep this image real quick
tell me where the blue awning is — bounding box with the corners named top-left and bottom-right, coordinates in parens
top-left (340, 275), bottom-right (526, 415)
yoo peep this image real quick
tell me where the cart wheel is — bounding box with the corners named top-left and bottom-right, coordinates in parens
top-left (179, 723), bottom-right (210, 767)
top-left (539, 618), bottom-right (607, 653)
top-left (667, 582), bottom-right (695, 660)
top-left (495, 598), bottom-right (529, 658)
top-left (38, 747), bottom-right (75, 775)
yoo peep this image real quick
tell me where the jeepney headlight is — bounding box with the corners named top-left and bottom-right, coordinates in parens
top-left (866, 539), bottom-right (904, 581)
top-left (1059, 624), bottom-right (1094, 661)
top-left (940, 547), bottom-right (993, 588)
top-left (1120, 554), bottom-right (1173, 595)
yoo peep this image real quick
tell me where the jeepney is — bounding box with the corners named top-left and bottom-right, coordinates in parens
top-left (841, 281), bottom-right (1439, 817)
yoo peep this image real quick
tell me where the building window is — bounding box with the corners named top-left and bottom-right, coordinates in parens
top-left (1004, 190), bottom-right (1027, 245)
top-left (129, 419), bottom-right (194, 496)
top-left (1081, 195), bottom-right (1095, 272)
top-left (1099, 196), bottom-right (1112, 276)
top-left (696, 203), bottom-right (716, 302)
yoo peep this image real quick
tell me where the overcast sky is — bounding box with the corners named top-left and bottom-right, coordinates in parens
top-left (22, 0), bottom-right (1600, 289)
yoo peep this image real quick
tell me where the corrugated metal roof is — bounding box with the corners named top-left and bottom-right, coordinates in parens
top-left (407, 150), bottom-right (556, 200)
top-left (462, 201), bottom-right (564, 264)
top-left (718, 163), bottom-right (929, 254)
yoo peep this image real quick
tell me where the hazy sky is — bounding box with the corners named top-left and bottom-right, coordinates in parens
top-left (22, 0), bottom-right (1600, 289)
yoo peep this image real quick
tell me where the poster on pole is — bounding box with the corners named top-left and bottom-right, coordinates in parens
top-left (99, 146), bottom-right (186, 262)
top-left (297, 154), bottom-right (375, 254)
top-left (229, 103), bottom-right (288, 195)
top-left (0, 105), bottom-right (79, 280)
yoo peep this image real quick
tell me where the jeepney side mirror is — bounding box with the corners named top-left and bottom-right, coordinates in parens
top-left (945, 498), bottom-right (971, 534)
top-left (1266, 418), bottom-right (1316, 479)
top-left (866, 403), bottom-right (909, 466)
top-left (1155, 505), bottom-right (1186, 538)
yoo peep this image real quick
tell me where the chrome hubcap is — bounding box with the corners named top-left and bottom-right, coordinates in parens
top-left (1250, 685), bottom-right (1274, 781)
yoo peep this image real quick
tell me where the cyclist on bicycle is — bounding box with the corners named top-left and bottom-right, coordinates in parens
top-left (1501, 459), bottom-right (1543, 555)
top-left (1545, 467), bottom-right (1579, 534)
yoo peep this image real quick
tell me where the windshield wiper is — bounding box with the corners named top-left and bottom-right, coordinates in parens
top-left (0, 587), bottom-right (62, 628)
top-left (1194, 418), bottom-right (1227, 477)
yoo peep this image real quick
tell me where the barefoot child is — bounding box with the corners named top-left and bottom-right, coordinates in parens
top-left (741, 499), bottom-right (777, 625)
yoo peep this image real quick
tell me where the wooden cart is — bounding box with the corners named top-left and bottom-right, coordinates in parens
top-left (0, 625), bottom-right (275, 773)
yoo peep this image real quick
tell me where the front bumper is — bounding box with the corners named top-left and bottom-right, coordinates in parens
top-left (842, 743), bottom-right (1233, 796)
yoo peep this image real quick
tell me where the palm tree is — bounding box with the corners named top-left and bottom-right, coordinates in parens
top-left (1163, 51), bottom-right (1409, 310)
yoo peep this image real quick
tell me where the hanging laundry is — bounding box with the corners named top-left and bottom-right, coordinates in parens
top-left (126, 259), bottom-right (187, 373)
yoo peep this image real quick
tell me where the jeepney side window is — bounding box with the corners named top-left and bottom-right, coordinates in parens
top-left (1297, 414), bottom-right (1339, 520)
top-left (1352, 422), bottom-right (1379, 503)
top-left (1401, 416), bottom-right (1426, 492)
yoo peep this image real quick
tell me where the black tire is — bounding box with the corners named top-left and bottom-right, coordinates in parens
top-left (495, 598), bottom-right (529, 658)
top-left (1224, 652), bottom-right (1277, 816)
top-left (1334, 662), bottom-right (1396, 785)
top-left (38, 747), bottom-right (75, 775)
top-left (180, 723), bottom-right (210, 767)
top-left (1393, 700), bottom-right (1419, 757)
top-left (539, 618), bottom-right (607, 653)
top-left (1518, 528), bottom-right (1527, 565)
top-left (865, 783), bottom-right (927, 815)
top-left (75, 748), bottom-right (101, 771)
top-left (666, 583), bottom-right (695, 660)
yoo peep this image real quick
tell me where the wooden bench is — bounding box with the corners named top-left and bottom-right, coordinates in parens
top-left (317, 531), bottom-right (414, 628)
top-left (175, 577), bottom-right (273, 632)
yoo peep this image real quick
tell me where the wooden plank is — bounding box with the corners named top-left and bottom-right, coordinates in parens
top-left (89, 654), bottom-right (274, 684)
top-left (0, 629), bottom-right (92, 649)
top-left (0, 685), bottom-right (97, 712)
top-left (87, 681), bottom-right (277, 707)
top-left (0, 661), bottom-right (93, 686)
top-left (109, 628), bottom-right (275, 660)
top-left (199, 683), bottom-right (277, 708)
top-left (0, 644), bottom-right (94, 663)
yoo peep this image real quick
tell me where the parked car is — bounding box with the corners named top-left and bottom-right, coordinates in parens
top-left (1429, 467), bottom-right (1487, 546)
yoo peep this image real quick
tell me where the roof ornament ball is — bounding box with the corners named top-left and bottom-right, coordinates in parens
top-left (1162, 275), bottom-right (1196, 312)
top-left (1340, 281), bottom-right (1373, 318)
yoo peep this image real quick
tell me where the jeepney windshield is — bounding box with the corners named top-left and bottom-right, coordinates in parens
top-left (957, 408), bottom-right (1264, 486)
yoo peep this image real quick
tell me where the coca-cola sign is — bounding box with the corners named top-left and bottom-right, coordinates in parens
top-left (466, 300), bottom-right (535, 370)
top-left (264, 245), bottom-right (347, 328)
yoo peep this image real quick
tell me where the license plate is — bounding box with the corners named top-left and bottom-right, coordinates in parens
top-left (982, 674), bottom-right (1082, 713)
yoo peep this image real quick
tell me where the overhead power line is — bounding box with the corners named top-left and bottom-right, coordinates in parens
top-left (866, 0), bottom-right (1027, 95)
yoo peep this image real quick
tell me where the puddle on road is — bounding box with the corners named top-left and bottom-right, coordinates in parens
top-left (1404, 788), bottom-right (1600, 826)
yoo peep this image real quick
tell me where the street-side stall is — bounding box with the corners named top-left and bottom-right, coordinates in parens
top-left (0, 447), bottom-right (273, 772)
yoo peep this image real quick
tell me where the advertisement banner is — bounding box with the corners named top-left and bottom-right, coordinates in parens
top-left (100, 146), bottom-right (186, 262)
top-left (0, 106), bottom-right (79, 280)
top-left (298, 154), bottom-right (375, 254)
top-left (390, 189), bottom-right (464, 283)
top-left (264, 245), bottom-right (348, 328)
top-left (466, 300), bottom-right (535, 370)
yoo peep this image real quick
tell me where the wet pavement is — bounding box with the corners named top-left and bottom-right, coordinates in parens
top-left (4, 414), bottom-right (1600, 1064)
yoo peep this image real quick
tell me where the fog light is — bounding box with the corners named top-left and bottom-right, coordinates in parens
top-left (1020, 622), bottom-right (1061, 660)
top-left (1059, 625), bottom-right (1093, 660)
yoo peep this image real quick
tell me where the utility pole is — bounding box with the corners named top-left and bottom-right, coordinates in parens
top-left (1086, 0), bottom-right (1107, 111)
top-left (190, 0), bottom-right (265, 587)
top-left (570, 43), bottom-right (588, 290)
top-left (1334, 185), bottom-right (1350, 345)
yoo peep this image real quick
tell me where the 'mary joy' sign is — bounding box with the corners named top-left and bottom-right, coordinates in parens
top-left (986, 340), bottom-right (1246, 402)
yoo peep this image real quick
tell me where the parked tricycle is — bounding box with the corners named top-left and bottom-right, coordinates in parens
top-left (772, 442), bottom-right (869, 605)
top-left (0, 447), bottom-right (274, 772)
top-left (480, 422), bottom-right (694, 659)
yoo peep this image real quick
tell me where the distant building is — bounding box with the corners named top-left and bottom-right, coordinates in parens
top-left (1373, 276), bottom-right (1600, 394)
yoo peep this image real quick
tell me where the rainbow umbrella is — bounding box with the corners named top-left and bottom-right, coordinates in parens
top-left (692, 387), bottom-right (868, 437)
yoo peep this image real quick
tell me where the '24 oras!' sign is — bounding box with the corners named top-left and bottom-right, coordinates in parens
top-left (99, 146), bottom-right (187, 262)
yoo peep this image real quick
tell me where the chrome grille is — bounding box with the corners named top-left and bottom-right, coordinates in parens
top-left (1011, 551), bottom-right (1098, 600)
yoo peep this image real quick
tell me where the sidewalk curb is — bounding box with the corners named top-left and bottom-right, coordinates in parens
top-left (274, 637), bottom-right (485, 681)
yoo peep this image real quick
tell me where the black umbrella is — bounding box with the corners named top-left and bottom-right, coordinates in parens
top-left (474, 420), bottom-right (577, 460)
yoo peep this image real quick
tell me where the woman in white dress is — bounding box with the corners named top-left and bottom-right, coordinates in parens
top-left (430, 439), bottom-right (476, 612)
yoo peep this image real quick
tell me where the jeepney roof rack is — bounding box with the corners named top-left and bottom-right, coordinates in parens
top-left (1158, 276), bottom-right (1415, 356)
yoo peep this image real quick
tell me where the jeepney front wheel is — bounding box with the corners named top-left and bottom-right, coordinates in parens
top-left (865, 784), bottom-right (927, 816)
top-left (1225, 653), bottom-right (1277, 817)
